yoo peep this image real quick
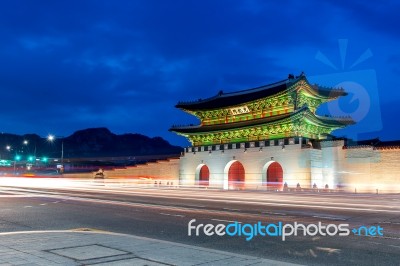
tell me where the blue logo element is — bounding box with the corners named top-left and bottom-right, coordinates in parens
top-left (352, 225), bottom-right (383, 236)
top-left (310, 39), bottom-right (382, 141)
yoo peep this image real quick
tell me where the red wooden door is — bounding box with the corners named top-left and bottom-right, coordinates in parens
top-left (267, 162), bottom-right (283, 190)
top-left (199, 165), bottom-right (209, 186)
top-left (228, 161), bottom-right (245, 189)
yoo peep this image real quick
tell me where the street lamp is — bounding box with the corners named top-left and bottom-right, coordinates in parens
top-left (47, 134), bottom-right (55, 142)
top-left (47, 134), bottom-right (64, 173)
top-left (5, 146), bottom-right (22, 174)
top-left (21, 139), bottom-right (29, 155)
top-left (5, 145), bottom-right (12, 161)
top-left (5, 146), bottom-right (13, 173)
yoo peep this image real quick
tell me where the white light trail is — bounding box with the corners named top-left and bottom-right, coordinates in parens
top-left (1, 178), bottom-right (399, 214)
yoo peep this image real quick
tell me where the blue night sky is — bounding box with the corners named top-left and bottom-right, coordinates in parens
top-left (0, 0), bottom-right (399, 147)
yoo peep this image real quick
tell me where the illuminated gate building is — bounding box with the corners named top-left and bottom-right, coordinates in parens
top-left (170, 73), bottom-right (355, 190)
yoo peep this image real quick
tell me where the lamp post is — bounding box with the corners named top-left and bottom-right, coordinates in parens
top-left (22, 140), bottom-right (28, 155)
top-left (47, 134), bottom-right (64, 173)
top-left (5, 146), bottom-right (14, 173)
top-left (5, 145), bottom-right (12, 162)
top-left (14, 154), bottom-right (21, 174)
top-left (5, 146), bottom-right (22, 174)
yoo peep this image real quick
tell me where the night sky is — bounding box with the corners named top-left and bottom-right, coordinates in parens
top-left (0, 0), bottom-right (399, 147)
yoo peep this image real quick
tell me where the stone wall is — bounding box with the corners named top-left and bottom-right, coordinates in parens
top-left (101, 158), bottom-right (180, 184)
top-left (63, 141), bottom-right (400, 193)
top-left (179, 141), bottom-right (315, 189)
top-left (319, 140), bottom-right (400, 193)
top-left (340, 147), bottom-right (400, 193)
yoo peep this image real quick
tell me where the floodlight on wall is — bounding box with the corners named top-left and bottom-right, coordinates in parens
top-left (308, 141), bottom-right (313, 148)
top-left (282, 144), bottom-right (285, 151)
top-left (209, 150), bottom-right (212, 155)
top-left (271, 156), bottom-right (274, 161)
top-left (259, 147), bottom-right (263, 152)
top-left (244, 148), bottom-right (247, 153)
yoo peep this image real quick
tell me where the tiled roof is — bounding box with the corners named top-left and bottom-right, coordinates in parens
top-left (175, 73), bottom-right (347, 111)
top-left (343, 138), bottom-right (400, 149)
top-left (176, 79), bottom-right (288, 110)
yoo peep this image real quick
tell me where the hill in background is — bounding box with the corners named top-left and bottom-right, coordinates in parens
top-left (0, 127), bottom-right (182, 160)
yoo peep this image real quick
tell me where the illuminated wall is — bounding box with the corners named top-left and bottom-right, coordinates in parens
top-left (63, 142), bottom-right (399, 193)
top-left (179, 138), bottom-right (320, 190)
top-left (102, 158), bottom-right (180, 183)
top-left (179, 139), bottom-right (400, 193)
top-left (337, 145), bottom-right (400, 193)
top-left (318, 140), bottom-right (400, 193)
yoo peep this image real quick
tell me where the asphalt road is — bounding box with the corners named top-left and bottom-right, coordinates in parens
top-left (0, 178), bottom-right (399, 265)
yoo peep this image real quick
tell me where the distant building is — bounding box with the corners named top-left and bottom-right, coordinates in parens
top-left (170, 73), bottom-right (400, 192)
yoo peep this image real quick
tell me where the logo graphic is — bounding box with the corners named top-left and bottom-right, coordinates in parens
top-left (309, 39), bottom-right (382, 140)
top-left (352, 225), bottom-right (384, 236)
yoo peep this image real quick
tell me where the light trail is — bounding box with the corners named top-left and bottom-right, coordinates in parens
top-left (1, 178), bottom-right (399, 215)
top-left (211, 219), bottom-right (241, 223)
top-left (159, 213), bottom-right (185, 217)
top-left (2, 178), bottom-right (398, 212)
top-left (2, 185), bottom-right (400, 215)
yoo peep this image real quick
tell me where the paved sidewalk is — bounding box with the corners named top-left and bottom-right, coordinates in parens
top-left (0, 229), bottom-right (300, 266)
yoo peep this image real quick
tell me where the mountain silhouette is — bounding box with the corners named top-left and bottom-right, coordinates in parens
top-left (0, 128), bottom-right (182, 160)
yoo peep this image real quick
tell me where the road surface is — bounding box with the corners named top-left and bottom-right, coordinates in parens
top-left (0, 178), bottom-right (399, 265)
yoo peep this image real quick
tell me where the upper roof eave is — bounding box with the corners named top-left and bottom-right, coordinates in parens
top-left (176, 73), bottom-right (347, 111)
top-left (313, 114), bottom-right (355, 127)
top-left (175, 77), bottom-right (296, 111)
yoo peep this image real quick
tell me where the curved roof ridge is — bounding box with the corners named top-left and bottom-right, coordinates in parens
top-left (315, 114), bottom-right (354, 123)
top-left (175, 76), bottom-right (303, 110)
top-left (176, 78), bottom-right (291, 106)
top-left (175, 73), bottom-right (348, 111)
top-left (217, 78), bottom-right (289, 98)
top-left (310, 84), bottom-right (347, 97)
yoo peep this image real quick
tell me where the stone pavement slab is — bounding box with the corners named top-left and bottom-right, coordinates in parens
top-left (48, 244), bottom-right (129, 260)
top-left (0, 230), bottom-right (301, 265)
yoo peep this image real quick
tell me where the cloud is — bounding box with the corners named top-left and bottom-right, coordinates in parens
top-left (0, 0), bottom-right (398, 146)
top-left (19, 36), bottom-right (68, 51)
top-left (327, 0), bottom-right (400, 40)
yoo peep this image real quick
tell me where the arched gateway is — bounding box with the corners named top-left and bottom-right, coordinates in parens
top-left (196, 164), bottom-right (209, 186)
top-left (266, 162), bottom-right (283, 190)
top-left (264, 161), bottom-right (283, 190)
top-left (224, 160), bottom-right (245, 190)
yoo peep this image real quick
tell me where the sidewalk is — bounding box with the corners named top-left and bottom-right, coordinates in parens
top-left (0, 229), bottom-right (300, 266)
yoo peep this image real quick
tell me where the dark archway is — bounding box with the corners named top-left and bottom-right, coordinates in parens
top-left (267, 162), bottom-right (283, 190)
top-left (228, 161), bottom-right (245, 189)
top-left (199, 165), bottom-right (209, 186)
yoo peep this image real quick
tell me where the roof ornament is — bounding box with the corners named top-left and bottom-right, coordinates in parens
top-left (218, 90), bottom-right (223, 96)
top-left (295, 71), bottom-right (306, 79)
top-left (288, 74), bottom-right (295, 80)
